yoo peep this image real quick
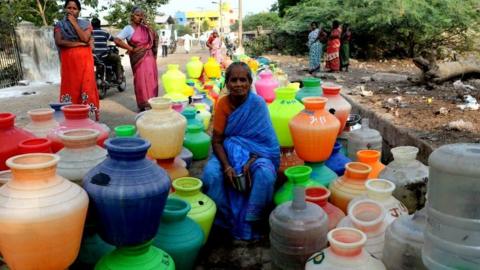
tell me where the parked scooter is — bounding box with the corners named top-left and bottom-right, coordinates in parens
top-left (93, 45), bottom-right (126, 99)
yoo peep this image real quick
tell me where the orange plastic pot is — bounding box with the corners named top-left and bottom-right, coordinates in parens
top-left (0, 154), bottom-right (88, 270)
top-left (356, 150), bottom-right (385, 179)
top-left (157, 157), bottom-right (189, 182)
top-left (289, 97), bottom-right (340, 162)
top-left (322, 83), bottom-right (351, 135)
top-left (329, 162), bottom-right (372, 213)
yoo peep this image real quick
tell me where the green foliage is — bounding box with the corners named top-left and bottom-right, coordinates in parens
top-left (269, 2), bottom-right (279, 12)
top-left (278, 0), bottom-right (302, 17)
top-left (0, 0), bottom-right (62, 26)
top-left (104, 0), bottom-right (169, 28)
top-left (230, 12), bottom-right (280, 32)
top-left (245, 35), bottom-right (274, 57)
top-left (275, 0), bottom-right (480, 58)
top-left (201, 20), bottom-right (209, 32)
top-left (177, 24), bottom-right (193, 36)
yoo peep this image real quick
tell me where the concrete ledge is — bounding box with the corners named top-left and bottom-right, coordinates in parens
top-left (342, 89), bottom-right (435, 164)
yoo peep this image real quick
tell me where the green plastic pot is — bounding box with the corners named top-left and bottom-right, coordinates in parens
top-left (183, 124), bottom-right (211, 160)
top-left (305, 161), bottom-right (338, 188)
top-left (274, 165), bottom-right (324, 205)
top-left (95, 241), bottom-right (175, 270)
top-left (170, 177), bottom-right (217, 243)
top-left (186, 56), bottom-right (203, 79)
top-left (114, 125), bottom-right (137, 137)
top-left (162, 64), bottom-right (186, 94)
top-left (154, 198), bottom-right (204, 270)
top-left (296, 78), bottom-right (322, 103)
top-left (269, 87), bottom-right (305, 147)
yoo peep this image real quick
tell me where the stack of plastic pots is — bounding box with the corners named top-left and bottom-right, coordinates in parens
top-left (289, 97), bottom-right (340, 187)
top-left (268, 87), bottom-right (305, 182)
top-left (84, 137), bottom-right (174, 269)
top-left (137, 97), bottom-right (188, 181)
top-left (47, 104), bottom-right (109, 152)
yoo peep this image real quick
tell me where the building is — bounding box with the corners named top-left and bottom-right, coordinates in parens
top-left (175, 1), bottom-right (238, 35)
top-left (175, 11), bottom-right (187, 26)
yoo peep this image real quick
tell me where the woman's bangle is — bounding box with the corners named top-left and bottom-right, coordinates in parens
top-left (224, 166), bottom-right (233, 173)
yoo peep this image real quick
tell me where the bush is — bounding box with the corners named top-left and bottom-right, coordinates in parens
top-left (231, 12), bottom-right (281, 32)
top-left (276, 0), bottom-right (480, 58)
top-left (244, 35), bottom-right (274, 57)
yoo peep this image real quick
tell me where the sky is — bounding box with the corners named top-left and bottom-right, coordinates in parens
top-left (160, 0), bottom-right (277, 16)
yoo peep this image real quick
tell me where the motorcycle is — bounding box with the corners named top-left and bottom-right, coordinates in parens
top-left (93, 45), bottom-right (126, 99)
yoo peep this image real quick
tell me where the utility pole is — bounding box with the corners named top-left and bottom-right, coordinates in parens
top-left (237, 0), bottom-right (244, 53)
top-left (219, 0), bottom-right (223, 35)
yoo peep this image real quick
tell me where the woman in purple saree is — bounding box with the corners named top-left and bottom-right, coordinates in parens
top-left (114, 6), bottom-right (159, 111)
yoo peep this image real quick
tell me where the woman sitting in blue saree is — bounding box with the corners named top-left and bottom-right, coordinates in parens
top-left (202, 62), bottom-right (280, 240)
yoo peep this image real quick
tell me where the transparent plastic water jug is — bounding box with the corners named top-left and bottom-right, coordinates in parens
top-left (379, 146), bottom-right (428, 213)
top-left (269, 187), bottom-right (329, 270)
top-left (422, 143), bottom-right (480, 270)
top-left (347, 118), bottom-right (382, 160)
top-left (382, 209), bottom-right (427, 270)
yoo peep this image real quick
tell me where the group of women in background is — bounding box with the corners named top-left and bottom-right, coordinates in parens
top-left (55, 0), bottom-right (159, 120)
top-left (308, 20), bottom-right (351, 74)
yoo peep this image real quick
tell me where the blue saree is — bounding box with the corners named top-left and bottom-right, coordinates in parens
top-left (202, 92), bottom-right (280, 240)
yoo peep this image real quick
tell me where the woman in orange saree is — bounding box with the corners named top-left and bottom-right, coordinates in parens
top-left (54, 0), bottom-right (99, 120)
top-left (325, 20), bottom-right (342, 72)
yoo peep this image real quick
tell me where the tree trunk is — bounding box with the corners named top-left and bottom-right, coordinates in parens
top-left (413, 56), bottom-right (480, 83)
top-left (36, 0), bottom-right (48, 26)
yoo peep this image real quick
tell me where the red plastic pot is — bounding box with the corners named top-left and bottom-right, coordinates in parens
top-left (0, 113), bottom-right (35, 170)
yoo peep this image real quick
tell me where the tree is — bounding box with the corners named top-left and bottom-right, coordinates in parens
top-left (0, 0), bottom-right (99, 27)
top-left (0, 0), bottom-right (62, 26)
top-left (104, 0), bottom-right (169, 28)
top-left (269, 2), bottom-right (279, 12)
top-left (177, 24), bottom-right (193, 36)
top-left (201, 20), bottom-right (209, 32)
top-left (278, 0), bottom-right (301, 17)
top-left (277, 0), bottom-right (480, 58)
top-left (230, 12), bottom-right (280, 32)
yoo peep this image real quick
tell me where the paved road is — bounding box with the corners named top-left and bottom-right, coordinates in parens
top-left (1, 46), bottom-right (210, 130)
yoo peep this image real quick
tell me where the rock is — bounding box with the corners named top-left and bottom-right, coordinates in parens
top-left (435, 107), bottom-right (449, 115)
top-left (453, 80), bottom-right (475, 91)
top-left (361, 89), bottom-right (373, 97)
top-left (446, 120), bottom-right (475, 132)
top-left (371, 72), bottom-right (409, 83)
top-left (316, 73), bottom-right (338, 81)
top-left (360, 76), bottom-right (371, 83)
top-left (18, 80), bottom-right (30, 86)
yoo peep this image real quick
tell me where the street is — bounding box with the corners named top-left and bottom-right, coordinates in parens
top-left (0, 46), bottom-right (210, 130)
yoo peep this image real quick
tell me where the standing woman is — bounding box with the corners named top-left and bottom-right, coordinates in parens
top-left (340, 23), bottom-right (352, 72)
top-left (325, 20), bottom-right (342, 72)
top-left (114, 6), bottom-right (159, 112)
top-left (307, 22), bottom-right (322, 74)
top-left (210, 31), bottom-right (223, 64)
top-left (54, 0), bottom-right (99, 120)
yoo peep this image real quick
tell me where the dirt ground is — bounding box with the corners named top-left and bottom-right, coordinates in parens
top-left (2, 46), bottom-right (479, 269)
top-left (267, 54), bottom-right (480, 147)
